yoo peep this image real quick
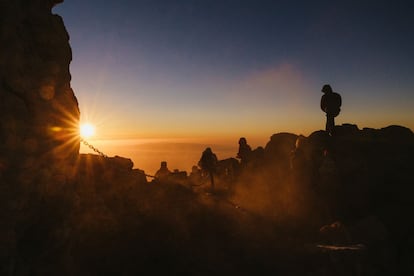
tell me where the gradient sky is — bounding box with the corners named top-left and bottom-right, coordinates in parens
top-left (54, 0), bottom-right (414, 144)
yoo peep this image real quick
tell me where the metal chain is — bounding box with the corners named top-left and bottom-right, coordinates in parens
top-left (79, 138), bottom-right (158, 179)
top-left (79, 137), bottom-right (254, 218)
top-left (80, 138), bottom-right (108, 158)
top-left (79, 138), bottom-right (250, 213)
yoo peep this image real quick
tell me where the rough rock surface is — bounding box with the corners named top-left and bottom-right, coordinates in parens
top-left (0, 0), bottom-right (79, 173)
top-left (0, 1), bottom-right (81, 273)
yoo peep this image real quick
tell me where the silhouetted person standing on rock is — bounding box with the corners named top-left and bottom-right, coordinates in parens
top-left (320, 84), bottom-right (342, 136)
top-left (198, 147), bottom-right (218, 192)
top-left (237, 137), bottom-right (252, 166)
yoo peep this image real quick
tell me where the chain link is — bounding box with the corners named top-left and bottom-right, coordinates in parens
top-left (80, 138), bottom-right (108, 158)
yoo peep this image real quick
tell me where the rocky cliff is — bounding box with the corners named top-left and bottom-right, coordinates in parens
top-left (0, 0), bottom-right (79, 176)
top-left (0, 2), bottom-right (81, 273)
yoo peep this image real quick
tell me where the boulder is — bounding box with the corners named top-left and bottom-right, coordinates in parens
top-left (264, 132), bottom-right (297, 164)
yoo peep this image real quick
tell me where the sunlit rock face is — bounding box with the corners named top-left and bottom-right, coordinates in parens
top-left (0, 0), bottom-right (79, 173)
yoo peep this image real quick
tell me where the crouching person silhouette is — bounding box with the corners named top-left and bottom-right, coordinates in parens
top-left (320, 84), bottom-right (342, 136)
top-left (154, 161), bottom-right (171, 182)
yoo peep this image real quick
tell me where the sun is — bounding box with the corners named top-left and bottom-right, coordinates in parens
top-left (80, 123), bottom-right (95, 139)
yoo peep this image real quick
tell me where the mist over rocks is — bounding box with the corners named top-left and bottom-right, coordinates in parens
top-left (229, 123), bottom-right (414, 274)
top-left (3, 121), bottom-right (413, 274)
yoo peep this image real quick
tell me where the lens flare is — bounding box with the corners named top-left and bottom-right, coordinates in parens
top-left (80, 123), bottom-right (95, 139)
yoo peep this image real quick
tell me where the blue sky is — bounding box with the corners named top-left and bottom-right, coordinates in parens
top-left (54, 0), bottom-right (414, 142)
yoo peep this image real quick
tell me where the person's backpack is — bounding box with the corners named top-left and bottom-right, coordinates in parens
top-left (327, 92), bottom-right (341, 117)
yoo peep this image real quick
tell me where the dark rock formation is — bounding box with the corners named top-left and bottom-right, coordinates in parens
top-left (0, 0), bottom-right (79, 175)
top-left (0, 1), bottom-right (81, 274)
top-left (229, 124), bottom-right (414, 274)
top-left (264, 132), bottom-right (298, 171)
top-left (263, 125), bottom-right (414, 218)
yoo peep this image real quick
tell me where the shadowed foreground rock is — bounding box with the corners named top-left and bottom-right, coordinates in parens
top-left (0, 0), bottom-right (79, 274)
top-left (1, 124), bottom-right (413, 275)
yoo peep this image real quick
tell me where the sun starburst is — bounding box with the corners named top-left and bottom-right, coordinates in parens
top-left (80, 123), bottom-right (95, 139)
